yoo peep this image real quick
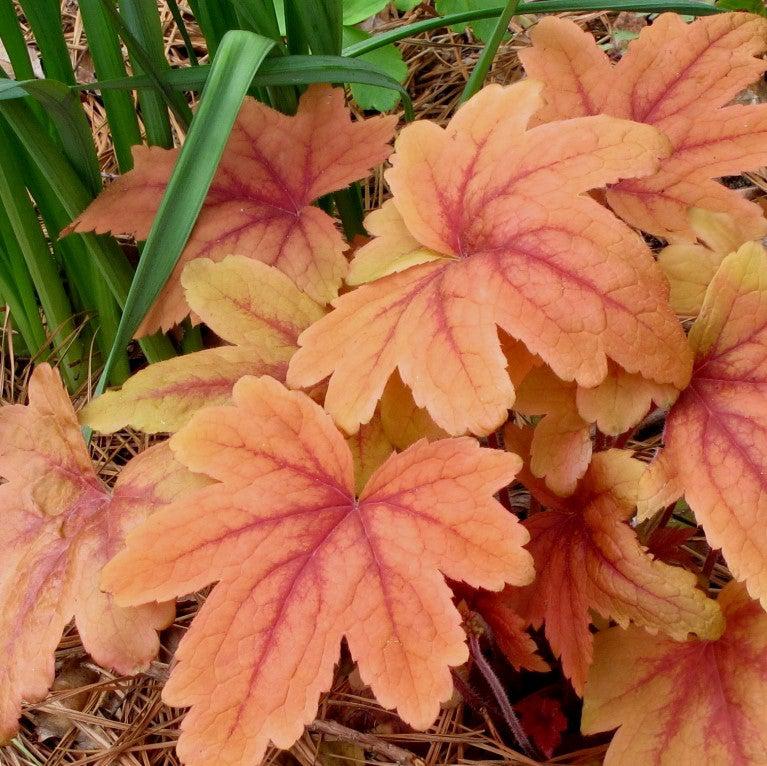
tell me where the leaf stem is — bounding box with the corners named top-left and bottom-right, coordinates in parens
top-left (468, 633), bottom-right (536, 759)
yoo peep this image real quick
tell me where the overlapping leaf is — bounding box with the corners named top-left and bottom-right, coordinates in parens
top-left (82, 256), bottom-right (323, 434)
top-left (492, 430), bottom-right (723, 693)
top-left (640, 241), bottom-right (767, 608)
top-left (0, 365), bottom-right (207, 740)
top-left (468, 590), bottom-right (549, 673)
top-left (64, 85), bottom-right (396, 335)
top-left (288, 81), bottom-right (691, 438)
top-left (520, 12), bottom-right (767, 239)
top-left (102, 376), bottom-right (534, 766)
top-left (516, 695), bottom-right (567, 759)
top-left (345, 411), bottom-right (394, 493)
top-left (583, 582), bottom-right (767, 765)
top-left (574, 363), bottom-right (677, 437)
top-left (508, 343), bottom-right (674, 494)
top-left (379, 371), bottom-right (448, 450)
top-left (513, 365), bottom-right (592, 497)
top-left (658, 209), bottom-right (748, 315)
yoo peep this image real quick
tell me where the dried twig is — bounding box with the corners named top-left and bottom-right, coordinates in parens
top-left (308, 719), bottom-right (425, 766)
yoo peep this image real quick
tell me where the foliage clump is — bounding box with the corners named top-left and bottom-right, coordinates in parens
top-left (3, 11), bottom-right (767, 766)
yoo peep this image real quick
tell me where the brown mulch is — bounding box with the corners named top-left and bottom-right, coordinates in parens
top-left (0, 3), bottom-right (748, 765)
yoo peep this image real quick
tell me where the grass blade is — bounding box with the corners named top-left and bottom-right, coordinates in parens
top-left (186, 0), bottom-right (238, 54)
top-left (229, 0), bottom-right (282, 39)
top-left (0, 210), bottom-right (48, 355)
top-left (117, 0), bottom-right (175, 147)
top-left (0, 0), bottom-right (36, 80)
top-left (166, 0), bottom-right (200, 66)
top-left (17, 0), bottom-right (75, 84)
top-left (98, 0), bottom-right (193, 131)
top-left (461, 0), bottom-right (521, 101)
top-left (0, 97), bottom-right (175, 364)
top-left (77, 55), bottom-right (415, 118)
top-left (23, 153), bottom-right (131, 382)
top-left (0, 119), bottom-right (84, 387)
top-left (79, 0), bottom-right (143, 171)
top-left (0, 77), bottom-right (102, 195)
top-left (342, 0), bottom-right (721, 56)
top-left (284, 0), bottom-right (342, 55)
top-left (97, 30), bottom-right (275, 393)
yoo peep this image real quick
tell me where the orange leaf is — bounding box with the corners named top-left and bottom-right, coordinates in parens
top-left (512, 360), bottom-right (675, 494)
top-left (288, 82), bottom-right (690, 437)
top-left (514, 365), bottom-right (592, 496)
top-left (379, 371), bottom-right (448, 450)
top-left (495, 438), bottom-right (723, 693)
top-left (81, 256), bottom-right (323, 433)
top-left (582, 581), bottom-right (767, 765)
top-left (640, 241), bottom-right (767, 607)
top-left (520, 13), bottom-right (767, 239)
top-left (64, 85), bottom-right (396, 335)
top-left (575, 362), bottom-right (678, 437)
top-left (469, 591), bottom-right (550, 673)
top-left (0, 365), bottom-right (206, 740)
top-left (102, 376), bottom-right (534, 766)
top-left (345, 410), bottom-right (394, 494)
top-left (658, 208), bottom-right (749, 316)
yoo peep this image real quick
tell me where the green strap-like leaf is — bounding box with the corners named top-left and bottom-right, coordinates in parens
top-left (0, 78), bottom-right (101, 195)
top-left (74, 55), bottom-right (414, 119)
top-left (341, 0), bottom-right (721, 57)
top-left (96, 30), bottom-right (276, 394)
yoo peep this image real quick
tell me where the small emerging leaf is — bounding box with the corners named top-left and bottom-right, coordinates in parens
top-left (469, 590), bottom-right (550, 673)
top-left (514, 365), bottom-right (592, 497)
top-left (495, 432), bottom-right (724, 694)
top-left (516, 695), bottom-right (567, 759)
top-left (658, 208), bottom-right (749, 316)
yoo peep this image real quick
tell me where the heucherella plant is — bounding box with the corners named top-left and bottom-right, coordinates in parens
top-left (3, 12), bottom-right (767, 766)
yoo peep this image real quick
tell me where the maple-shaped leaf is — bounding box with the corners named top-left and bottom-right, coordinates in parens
top-left (495, 431), bottom-right (724, 694)
top-left (288, 81), bottom-right (691, 438)
top-left (515, 694), bottom-right (567, 758)
top-left (640, 241), bottom-right (767, 608)
top-left (81, 256), bottom-right (323, 434)
top-left (520, 13), bottom-right (767, 239)
top-left (64, 85), bottom-right (396, 335)
top-left (658, 209), bottom-right (748, 315)
top-left (582, 581), bottom-right (767, 765)
top-left (102, 375), bottom-right (534, 766)
top-left (0, 365), bottom-right (207, 740)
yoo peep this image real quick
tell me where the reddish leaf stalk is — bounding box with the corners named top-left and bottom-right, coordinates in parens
top-left (468, 633), bottom-right (536, 759)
